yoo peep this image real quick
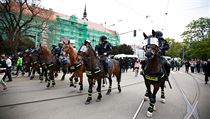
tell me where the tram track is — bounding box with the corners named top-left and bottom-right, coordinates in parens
top-left (132, 72), bottom-right (202, 119)
top-left (0, 80), bottom-right (145, 108)
top-left (171, 72), bottom-right (200, 119)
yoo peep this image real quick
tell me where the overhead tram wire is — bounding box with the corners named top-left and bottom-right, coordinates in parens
top-left (162, 0), bottom-right (170, 31)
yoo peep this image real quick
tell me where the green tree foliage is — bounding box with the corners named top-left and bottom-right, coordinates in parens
top-left (181, 17), bottom-right (210, 60)
top-left (0, 37), bottom-right (35, 55)
top-left (111, 44), bottom-right (134, 55)
top-left (165, 38), bottom-right (184, 58)
top-left (181, 17), bottom-right (210, 41)
top-left (0, 0), bottom-right (53, 54)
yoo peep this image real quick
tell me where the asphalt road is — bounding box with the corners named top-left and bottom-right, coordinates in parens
top-left (0, 68), bottom-right (209, 119)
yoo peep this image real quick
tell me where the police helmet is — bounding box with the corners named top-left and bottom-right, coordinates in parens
top-left (100, 35), bottom-right (107, 43)
top-left (155, 31), bottom-right (163, 39)
top-left (52, 44), bottom-right (57, 48)
top-left (25, 49), bottom-right (30, 53)
top-left (85, 40), bottom-right (91, 44)
top-left (58, 42), bottom-right (63, 47)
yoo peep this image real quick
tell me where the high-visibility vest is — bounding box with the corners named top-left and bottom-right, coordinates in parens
top-left (17, 57), bottom-right (23, 66)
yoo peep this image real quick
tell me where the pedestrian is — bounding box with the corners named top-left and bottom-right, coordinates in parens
top-left (2, 55), bottom-right (12, 82)
top-left (190, 61), bottom-right (195, 73)
top-left (184, 60), bottom-right (190, 73)
top-left (203, 59), bottom-right (210, 84)
top-left (14, 52), bottom-right (24, 76)
top-left (134, 59), bottom-right (141, 77)
top-left (0, 55), bottom-right (7, 90)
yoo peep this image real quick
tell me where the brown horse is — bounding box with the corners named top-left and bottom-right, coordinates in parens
top-left (141, 31), bottom-right (170, 118)
top-left (62, 41), bottom-right (85, 91)
top-left (78, 45), bottom-right (121, 104)
top-left (38, 44), bottom-right (59, 87)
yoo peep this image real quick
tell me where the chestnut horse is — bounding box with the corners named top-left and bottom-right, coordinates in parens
top-left (78, 45), bottom-right (121, 104)
top-left (38, 44), bottom-right (59, 87)
top-left (62, 41), bottom-right (85, 91)
top-left (141, 31), bottom-right (170, 118)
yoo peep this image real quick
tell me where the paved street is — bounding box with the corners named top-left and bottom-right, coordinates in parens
top-left (0, 68), bottom-right (209, 119)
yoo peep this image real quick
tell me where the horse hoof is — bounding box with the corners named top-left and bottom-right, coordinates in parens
top-left (77, 90), bottom-right (82, 93)
top-left (85, 100), bottom-right (91, 105)
top-left (46, 84), bottom-right (50, 88)
top-left (40, 80), bottom-right (43, 83)
top-left (74, 85), bottom-right (76, 88)
top-left (144, 96), bottom-right (149, 101)
top-left (70, 84), bottom-right (74, 87)
top-left (161, 98), bottom-right (166, 103)
top-left (96, 98), bottom-right (101, 102)
top-left (146, 111), bottom-right (153, 118)
top-left (102, 84), bottom-right (105, 87)
top-left (118, 87), bottom-right (121, 93)
top-left (106, 92), bottom-right (110, 95)
top-left (153, 106), bottom-right (156, 111)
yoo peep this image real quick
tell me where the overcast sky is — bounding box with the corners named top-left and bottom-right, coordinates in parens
top-left (42, 0), bottom-right (210, 45)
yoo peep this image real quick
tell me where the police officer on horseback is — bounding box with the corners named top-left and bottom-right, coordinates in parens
top-left (51, 42), bottom-right (64, 67)
top-left (95, 35), bottom-right (112, 76)
top-left (51, 42), bottom-right (63, 57)
top-left (78, 40), bottom-right (91, 52)
top-left (154, 30), bottom-right (169, 56)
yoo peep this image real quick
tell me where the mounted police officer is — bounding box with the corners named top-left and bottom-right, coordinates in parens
top-left (153, 30), bottom-right (169, 56)
top-left (95, 35), bottom-right (112, 76)
top-left (51, 42), bottom-right (64, 67)
top-left (78, 40), bottom-right (91, 53)
top-left (51, 42), bottom-right (63, 57)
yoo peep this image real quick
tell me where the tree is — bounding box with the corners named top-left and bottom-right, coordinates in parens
top-left (165, 38), bottom-right (184, 58)
top-left (181, 17), bottom-right (210, 41)
top-left (0, 0), bottom-right (53, 54)
top-left (111, 44), bottom-right (134, 55)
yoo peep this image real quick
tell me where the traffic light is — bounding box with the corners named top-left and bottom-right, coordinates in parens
top-left (133, 30), bottom-right (136, 37)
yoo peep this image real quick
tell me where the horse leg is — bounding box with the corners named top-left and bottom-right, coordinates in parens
top-left (160, 81), bottom-right (166, 103)
top-left (46, 70), bottom-right (53, 88)
top-left (96, 79), bottom-right (102, 102)
top-left (61, 72), bottom-right (66, 81)
top-left (146, 84), bottom-right (160, 118)
top-left (116, 73), bottom-right (122, 93)
top-left (144, 81), bottom-right (151, 101)
top-left (85, 78), bottom-right (93, 104)
top-left (106, 76), bottom-right (112, 95)
top-left (79, 74), bottom-right (83, 91)
top-left (69, 75), bottom-right (76, 87)
top-left (28, 67), bottom-right (31, 77)
top-left (44, 68), bottom-right (48, 82)
top-left (30, 68), bottom-right (35, 80)
top-left (102, 78), bottom-right (106, 87)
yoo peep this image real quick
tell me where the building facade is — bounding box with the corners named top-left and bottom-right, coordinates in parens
top-left (46, 13), bottom-right (120, 51)
top-left (0, 2), bottom-right (120, 51)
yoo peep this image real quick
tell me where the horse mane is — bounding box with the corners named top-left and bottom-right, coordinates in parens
top-left (87, 45), bottom-right (97, 57)
top-left (40, 45), bottom-right (51, 55)
top-left (66, 44), bottom-right (77, 64)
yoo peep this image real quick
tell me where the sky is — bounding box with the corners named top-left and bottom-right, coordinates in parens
top-left (41, 0), bottom-right (210, 46)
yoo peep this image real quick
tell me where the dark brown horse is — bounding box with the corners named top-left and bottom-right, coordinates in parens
top-left (78, 45), bottom-right (121, 104)
top-left (63, 41), bottom-right (85, 92)
top-left (38, 44), bottom-right (59, 87)
top-left (141, 31), bottom-right (170, 117)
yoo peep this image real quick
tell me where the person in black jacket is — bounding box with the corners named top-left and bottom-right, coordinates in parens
top-left (0, 55), bottom-right (7, 90)
top-left (203, 59), bottom-right (210, 84)
top-left (95, 36), bottom-right (112, 76)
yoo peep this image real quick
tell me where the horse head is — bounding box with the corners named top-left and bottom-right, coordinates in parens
top-left (143, 31), bottom-right (159, 59)
top-left (77, 45), bottom-right (98, 69)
